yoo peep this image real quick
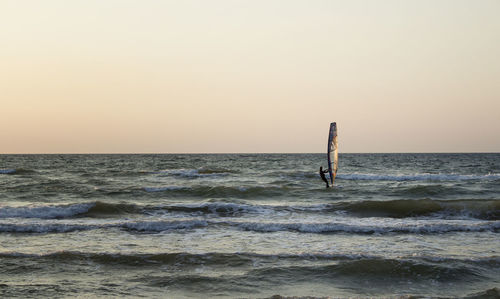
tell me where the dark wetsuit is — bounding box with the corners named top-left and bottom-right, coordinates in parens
top-left (319, 166), bottom-right (329, 188)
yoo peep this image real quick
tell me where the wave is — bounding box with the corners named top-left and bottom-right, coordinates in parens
top-left (391, 184), bottom-right (456, 197)
top-left (326, 199), bottom-right (500, 220)
top-left (268, 170), bottom-right (319, 180)
top-left (219, 219), bottom-right (500, 234)
top-left (160, 202), bottom-right (265, 216)
top-left (197, 166), bottom-right (236, 174)
top-left (144, 186), bottom-right (188, 192)
top-left (147, 258), bottom-right (483, 293)
top-left (123, 219), bottom-right (207, 232)
top-left (0, 201), bottom-right (266, 219)
top-left (1, 249), bottom-right (496, 297)
top-left (143, 185), bottom-right (286, 197)
top-left (0, 168), bottom-right (36, 175)
top-left (0, 251), bottom-right (240, 266)
top-left (2, 216), bottom-right (497, 234)
top-left (0, 219), bottom-right (207, 233)
top-left (0, 201), bottom-right (141, 219)
top-left (464, 288), bottom-right (500, 299)
top-left (2, 250), bottom-right (496, 269)
top-left (0, 222), bottom-right (100, 233)
top-left (103, 169), bottom-right (152, 177)
top-left (0, 203), bottom-right (95, 219)
top-left (74, 167), bottom-right (237, 179)
top-left (153, 167), bottom-right (235, 178)
top-left (0, 251), bottom-right (367, 266)
top-left (85, 201), bottom-right (141, 216)
top-left (0, 169), bottom-right (16, 174)
top-left (268, 288), bottom-right (500, 299)
top-left (337, 172), bottom-right (500, 181)
top-left (2, 199), bottom-right (498, 221)
top-left (247, 258), bottom-right (481, 282)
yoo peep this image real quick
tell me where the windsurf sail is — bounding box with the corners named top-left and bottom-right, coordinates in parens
top-left (327, 122), bottom-right (338, 186)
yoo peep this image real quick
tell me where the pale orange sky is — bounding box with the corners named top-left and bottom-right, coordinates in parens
top-left (1, 0), bottom-right (499, 153)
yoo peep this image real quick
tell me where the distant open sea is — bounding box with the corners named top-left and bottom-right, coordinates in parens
top-left (1, 153), bottom-right (499, 298)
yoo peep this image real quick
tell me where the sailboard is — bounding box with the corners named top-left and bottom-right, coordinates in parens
top-left (327, 122), bottom-right (338, 186)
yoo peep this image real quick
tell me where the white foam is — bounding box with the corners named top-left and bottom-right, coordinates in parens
top-left (154, 168), bottom-right (228, 178)
top-left (170, 202), bottom-right (267, 214)
top-left (213, 219), bottom-right (500, 234)
top-left (122, 220), bottom-right (208, 232)
top-left (337, 173), bottom-right (500, 181)
top-left (0, 219), bottom-right (208, 233)
top-left (1, 216), bottom-right (497, 234)
top-left (0, 222), bottom-right (100, 233)
top-left (0, 203), bottom-right (95, 219)
top-left (144, 186), bottom-right (187, 192)
top-left (156, 169), bottom-right (199, 177)
top-left (0, 169), bottom-right (16, 174)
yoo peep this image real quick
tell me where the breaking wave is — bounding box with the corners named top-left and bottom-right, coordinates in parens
top-left (219, 220), bottom-right (500, 234)
top-left (0, 168), bottom-right (36, 175)
top-left (0, 202), bottom-right (140, 219)
top-left (0, 169), bottom-right (16, 174)
top-left (143, 186), bottom-right (188, 192)
top-left (0, 219), bottom-right (207, 233)
top-left (0, 203), bottom-right (96, 219)
top-left (122, 219), bottom-right (208, 232)
top-left (0, 201), bottom-right (266, 220)
top-left (160, 202), bottom-right (265, 216)
top-left (1, 217), bottom-right (497, 234)
top-left (1, 199), bottom-right (498, 220)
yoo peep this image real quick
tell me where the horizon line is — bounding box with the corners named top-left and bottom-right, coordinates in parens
top-left (1, 152), bottom-right (499, 155)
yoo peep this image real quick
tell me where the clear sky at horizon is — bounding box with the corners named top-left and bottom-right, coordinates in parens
top-left (1, 0), bottom-right (499, 153)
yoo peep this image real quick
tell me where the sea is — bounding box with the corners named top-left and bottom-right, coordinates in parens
top-left (0, 153), bottom-right (499, 298)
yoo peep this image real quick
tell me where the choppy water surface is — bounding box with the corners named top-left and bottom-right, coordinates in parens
top-left (1, 154), bottom-right (499, 298)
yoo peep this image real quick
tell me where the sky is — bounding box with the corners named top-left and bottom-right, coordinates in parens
top-left (1, 0), bottom-right (499, 153)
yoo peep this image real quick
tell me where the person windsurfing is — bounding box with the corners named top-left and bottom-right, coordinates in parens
top-left (319, 166), bottom-right (329, 188)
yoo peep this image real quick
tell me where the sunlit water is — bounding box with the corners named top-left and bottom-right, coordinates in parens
top-left (1, 154), bottom-right (499, 298)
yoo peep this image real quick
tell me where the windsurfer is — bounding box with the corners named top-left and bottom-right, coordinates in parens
top-left (319, 166), bottom-right (329, 188)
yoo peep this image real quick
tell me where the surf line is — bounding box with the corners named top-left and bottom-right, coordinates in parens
top-left (319, 122), bottom-right (338, 188)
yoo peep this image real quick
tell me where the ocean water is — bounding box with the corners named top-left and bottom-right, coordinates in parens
top-left (0, 153), bottom-right (499, 298)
